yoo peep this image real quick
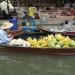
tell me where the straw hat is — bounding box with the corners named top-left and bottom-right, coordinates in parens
top-left (0, 22), bottom-right (13, 30)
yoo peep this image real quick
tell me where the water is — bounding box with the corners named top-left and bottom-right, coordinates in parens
top-left (0, 52), bottom-right (75, 75)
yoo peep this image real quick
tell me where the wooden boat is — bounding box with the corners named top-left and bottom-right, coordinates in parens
top-left (0, 31), bottom-right (75, 55)
top-left (36, 25), bottom-right (75, 36)
top-left (0, 26), bottom-right (74, 55)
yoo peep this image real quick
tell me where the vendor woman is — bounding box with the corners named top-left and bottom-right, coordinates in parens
top-left (0, 22), bottom-right (13, 43)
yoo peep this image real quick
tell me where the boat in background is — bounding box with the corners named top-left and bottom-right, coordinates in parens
top-left (36, 25), bottom-right (75, 36)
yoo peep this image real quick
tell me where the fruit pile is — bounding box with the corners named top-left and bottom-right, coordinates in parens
top-left (26, 34), bottom-right (75, 48)
top-left (8, 38), bottom-right (31, 47)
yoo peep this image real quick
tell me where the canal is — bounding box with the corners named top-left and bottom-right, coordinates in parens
top-left (0, 52), bottom-right (75, 75)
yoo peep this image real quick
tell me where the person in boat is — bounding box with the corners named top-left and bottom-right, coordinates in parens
top-left (28, 4), bottom-right (38, 19)
top-left (0, 22), bottom-right (13, 43)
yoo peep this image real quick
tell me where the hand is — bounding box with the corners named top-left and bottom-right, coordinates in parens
top-left (7, 34), bottom-right (13, 38)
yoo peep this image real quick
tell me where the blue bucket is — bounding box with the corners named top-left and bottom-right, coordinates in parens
top-left (9, 18), bottom-right (18, 30)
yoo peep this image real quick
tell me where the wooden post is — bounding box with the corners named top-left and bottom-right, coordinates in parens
top-left (7, 0), bottom-right (9, 14)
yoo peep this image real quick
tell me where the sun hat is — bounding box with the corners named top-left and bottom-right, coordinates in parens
top-left (0, 22), bottom-right (13, 30)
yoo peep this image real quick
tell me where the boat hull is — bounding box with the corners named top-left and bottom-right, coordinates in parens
top-left (0, 45), bottom-right (75, 55)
